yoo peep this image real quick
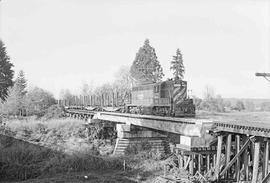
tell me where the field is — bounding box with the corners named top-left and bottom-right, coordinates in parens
top-left (197, 110), bottom-right (270, 125)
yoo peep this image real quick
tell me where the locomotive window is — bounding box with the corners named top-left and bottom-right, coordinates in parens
top-left (154, 85), bottom-right (160, 93)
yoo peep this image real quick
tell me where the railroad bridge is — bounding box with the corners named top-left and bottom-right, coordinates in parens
top-left (65, 108), bottom-right (270, 183)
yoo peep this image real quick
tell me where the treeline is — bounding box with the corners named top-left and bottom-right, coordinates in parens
top-left (0, 70), bottom-right (56, 117)
top-left (59, 66), bottom-right (134, 105)
top-left (193, 86), bottom-right (270, 112)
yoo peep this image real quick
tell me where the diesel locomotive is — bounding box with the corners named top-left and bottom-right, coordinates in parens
top-left (126, 79), bottom-right (195, 117)
top-left (63, 78), bottom-right (195, 117)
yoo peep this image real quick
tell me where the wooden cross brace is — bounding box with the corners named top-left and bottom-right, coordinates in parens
top-left (219, 137), bottom-right (251, 177)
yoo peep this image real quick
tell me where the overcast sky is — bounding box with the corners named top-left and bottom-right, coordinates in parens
top-left (1, 0), bottom-right (270, 99)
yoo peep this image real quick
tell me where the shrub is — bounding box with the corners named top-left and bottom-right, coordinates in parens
top-left (200, 98), bottom-right (225, 112)
top-left (4, 118), bottom-right (117, 155)
top-left (42, 104), bottom-right (66, 120)
top-left (24, 87), bottom-right (56, 117)
top-left (126, 140), bottom-right (165, 160)
top-left (126, 140), bottom-right (151, 155)
top-left (260, 102), bottom-right (270, 111)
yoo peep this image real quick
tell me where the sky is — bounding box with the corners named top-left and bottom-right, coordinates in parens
top-left (0, 0), bottom-right (270, 99)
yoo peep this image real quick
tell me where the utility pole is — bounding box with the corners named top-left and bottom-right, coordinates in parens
top-left (255, 72), bottom-right (270, 82)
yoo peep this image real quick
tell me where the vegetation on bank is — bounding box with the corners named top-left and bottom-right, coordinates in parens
top-left (2, 117), bottom-right (115, 155)
top-left (0, 138), bottom-right (123, 181)
top-left (0, 117), bottom-right (117, 181)
top-left (0, 117), bottom-right (168, 182)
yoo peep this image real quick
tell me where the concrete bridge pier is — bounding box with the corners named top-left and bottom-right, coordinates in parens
top-left (113, 124), bottom-right (170, 155)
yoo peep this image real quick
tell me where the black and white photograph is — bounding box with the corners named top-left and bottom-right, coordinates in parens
top-left (0, 0), bottom-right (270, 182)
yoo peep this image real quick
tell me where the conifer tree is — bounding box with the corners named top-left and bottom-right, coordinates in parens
top-left (14, 70), bottom-right (27, 97)
top-left (170, 48), bottom-right (185, 80)
top-left (130, 39), bottom-right (164, 83)
top-left (1, 71), bottom-right (27, 115)
top-left (0, 40), bottom-right (14, 102)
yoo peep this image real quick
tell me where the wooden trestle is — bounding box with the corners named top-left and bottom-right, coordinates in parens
top-left (210, 122), bottom-right (270, 183)
top-left (175, 121), bottom-right (270, 183)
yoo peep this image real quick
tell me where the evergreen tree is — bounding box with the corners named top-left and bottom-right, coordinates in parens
top-left (1, 71), bottom-right (27, 115)
top-left (1, 85), bottom-right (21, 115)
top-left (14, 70), bottom-right (27, 97)
top-left (235, 100), bottom-right (245, 111)
top-left (130, 39), bottom-right (164, 83)
top-left (0, 40), bottom-right (14, 102)
top-left (170, 48), bottom-right (185, 80)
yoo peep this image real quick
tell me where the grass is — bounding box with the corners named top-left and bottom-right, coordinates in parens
top-left (3, 118), bottom-right (92, 153)
top-left (0, 141), bottom-right (123, 181)
top-left (5, 118), bottom-right (85, 133)
top-left (20, 171), bottom-right (138, 183)
top-left (196, 110), bottom-right (270, 123)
